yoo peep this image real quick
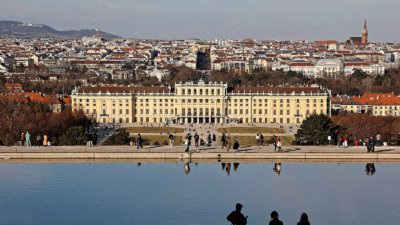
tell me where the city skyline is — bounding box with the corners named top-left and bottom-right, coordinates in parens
top-left (1, 0), bottom-right (399, 42)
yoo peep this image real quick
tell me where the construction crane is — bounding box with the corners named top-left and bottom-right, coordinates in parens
top-left (92, 29), bottom-right (113, 38)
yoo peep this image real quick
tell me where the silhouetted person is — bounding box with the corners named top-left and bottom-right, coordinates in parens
top-left (370, 136), bottom-right (375, 152)
top-left (227, 203), bottom-right (248, 225)
top-left (136, 133), bottom-right (142, 149)
top-left (233, 139), bottom-right (240, 151)
top-left (366, 137), bottom-right (371, 152)
top-left (297, 213), bottom-right (310, 225)
top-left (269, 211), bottom-right (283, 225)
top-left (234, 163), bottom-right (240, 172)
top-left (194, 133), bottom-right (199, 147)
top-left (221, 163), bottom-right (226, 170)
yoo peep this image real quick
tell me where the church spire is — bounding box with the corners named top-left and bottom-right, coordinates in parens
top-left (362, 18), bottom-right (368, 44)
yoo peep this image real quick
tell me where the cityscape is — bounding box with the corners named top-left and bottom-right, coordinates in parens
top-left (1, 0), bottom-right (400, 224)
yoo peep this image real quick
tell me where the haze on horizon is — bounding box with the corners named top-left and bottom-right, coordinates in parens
top-left (1, 0), bottom-right (399, 42)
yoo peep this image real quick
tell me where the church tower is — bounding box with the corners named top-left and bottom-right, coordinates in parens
top-left (362, 19), bottom-right (368, 43)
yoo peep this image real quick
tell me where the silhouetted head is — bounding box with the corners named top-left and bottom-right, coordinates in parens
top-left (236, 203), bottom-right (243, 211)
top-left (300, 213), bottom-right (309, 223)
top-left (271, 211), bottom-right (279, 219)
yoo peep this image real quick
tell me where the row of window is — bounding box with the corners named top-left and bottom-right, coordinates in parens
top-left (180, 88), bottom-right (222, 95)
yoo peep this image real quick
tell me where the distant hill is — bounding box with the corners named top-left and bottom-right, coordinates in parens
top-left (0, 20), bottom-right (122, 40)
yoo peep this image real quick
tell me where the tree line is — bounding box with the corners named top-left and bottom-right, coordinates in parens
top-left (0, 97), bottom-right (91, 146)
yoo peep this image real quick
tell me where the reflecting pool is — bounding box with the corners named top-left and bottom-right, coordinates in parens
top-left (0, 162), bottom-right (399, 225)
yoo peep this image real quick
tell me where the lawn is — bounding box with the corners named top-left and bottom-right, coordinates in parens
top-left (130, 135), bottom-right (182, 146)
top-left (217, 127), bottom-right (285, 134)
top-left (228, 136), bottom-right (293, 146)
top-left (119, 127), bottom-right (184, 133)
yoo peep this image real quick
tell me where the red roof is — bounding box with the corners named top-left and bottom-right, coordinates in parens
top-left (6, 84), bottom-right (22, 88)
top-left (372, 97), bottom-right (400, 105)
top-left (316, 40), bottom-right (338, 45)
top-left (291, 63), bottom-right (314, 67)
top-left (346, 63), bottom-right (369, 66)
top-left (11, 92), bottom-right (43, 100)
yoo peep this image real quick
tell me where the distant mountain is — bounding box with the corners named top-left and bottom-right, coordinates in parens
top-left (0, 20), bottom-right (122, 40)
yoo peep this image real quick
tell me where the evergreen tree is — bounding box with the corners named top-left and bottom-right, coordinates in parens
top-left (59, 126), bottom-right (88, 145)
top-left (295, 114), bottom-right (345, 145)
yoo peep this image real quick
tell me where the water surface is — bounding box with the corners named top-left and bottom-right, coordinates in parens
top-left (0, 162), bottom-right (399, 225)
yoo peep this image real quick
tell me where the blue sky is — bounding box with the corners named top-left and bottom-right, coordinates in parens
top-left (1, 0), bottom-right (399, 42)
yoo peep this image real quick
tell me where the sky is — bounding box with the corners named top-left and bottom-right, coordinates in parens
top-left (1, 0), bottom-right (399, 42)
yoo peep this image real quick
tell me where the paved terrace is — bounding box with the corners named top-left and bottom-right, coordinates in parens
top-left (0, 145), bottom-right (399, 154)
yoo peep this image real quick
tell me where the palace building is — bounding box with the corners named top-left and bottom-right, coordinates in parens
top-left (71, 80), bottom-right (332, 124)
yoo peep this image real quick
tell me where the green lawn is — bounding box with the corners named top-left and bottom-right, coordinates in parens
top-left (229, 136), bottom-right (293, 146)
top-left (130, 135), bottom-right (182, 146)
top-left (217, 127), bottom-right (285, 134)
top-left (119, 127), bottom-right (184, 133)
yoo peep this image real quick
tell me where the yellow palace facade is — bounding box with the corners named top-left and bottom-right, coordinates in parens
top-left (71, 80), bottom-right (331, 124)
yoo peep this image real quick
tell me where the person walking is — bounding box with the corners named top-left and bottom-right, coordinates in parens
top-left (337, 134), bottom-right (342, 148)
top-left (233, 138), bottom-right (240, 151)
top-left (43, 134), bottom-right (48, 147)
top-left (221, 133), bottom-right (226, 149)
top-left (366, 137), bottom-right (371, 152)
top-left (226, 137), bottom-right (231, 152)
top-left (277, 137), bottom-right (282, 152)
top-left (184, 136), bottom-right (189, 152)
top-left (36, 134), bottom-right (41, 147)
top-left (376, 133), bottom-right (381, 147)
top-left (88, 133), bottom-right (93, 147)
top-left (21, 133), bottom-right (25, 147)
top-left (194, 133), bottom-right (199, 148)
top-left (256, 133), bottom-right (260, 147)
top-left (370, 136), bottom-right (375, 152)
top-left (212, 133), bottom-right (216, 146)
top-left (269, 211), bottom-right (283, 225)
top-left (169, 133), bottom-right (174, 147)
top-left (207, 134), bottom-right (212, 146)
top-left (227, 203), bottom-right (248, 225)
top-left (275, 136), bottom-right (279, 152)
top-left (25, 132), bottom-right (31, 147)
top-left (260, 133), bottom-right (264, 146)
top-left (297, 213), bottom-right (310, 225)
top-left (136, 133), bottom-right (142, 149)
top-left (343, 134), bottom-right (348, 148)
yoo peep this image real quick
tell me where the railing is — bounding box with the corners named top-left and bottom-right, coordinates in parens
top-left (99, 114), bottom-right (109, 117)
top-left (73, 92), bottom-right (175, 96)
top-left (227, 92), bottom-right (327, 96)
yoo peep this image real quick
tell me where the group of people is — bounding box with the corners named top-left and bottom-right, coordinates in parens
top-left (338, 133), bottom-right (383, 152)
top-left (255, 133), bottom-right (264, 147)
top-left (20, 132), bottom-right (48, 147)
top-left (337, 134), bottom-right (349, 148)
top-left (182, 133), bottom-right (240, 152)
top-left (227, 203), bottom-right (310, 225)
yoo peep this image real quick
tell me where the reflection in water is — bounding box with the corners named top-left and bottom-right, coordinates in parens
top-left (273, 163), bottom-right (282, 176)
top-left (234, 163), bottom-right (240, 172)
top-left (365, 163), bottom-right (376, 176)
top-left (184, 163), bottom-right (190, 175)
top-left (138, 163), bottom-right (141, 167)
top-left (221, 163), bottom-right (226, 171)
top-left (226, 163), bottom-right (231, 176)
